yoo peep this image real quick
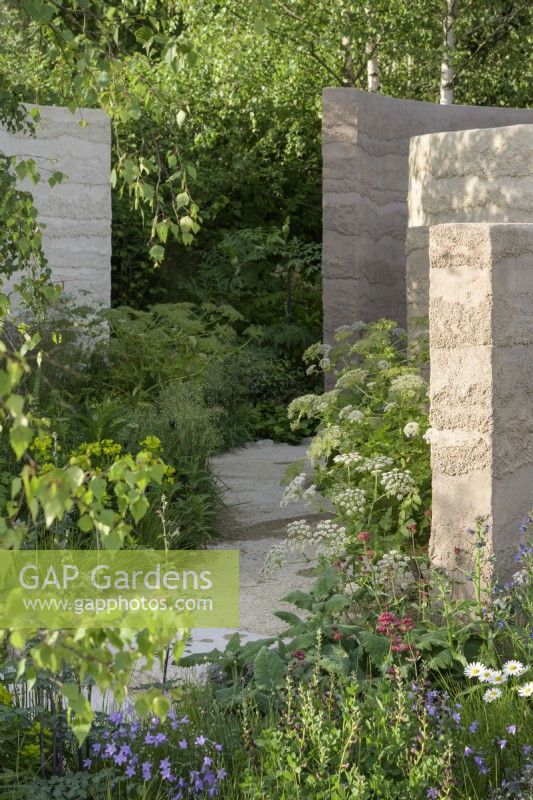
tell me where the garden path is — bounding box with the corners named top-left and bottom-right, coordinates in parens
top-left (184, 437), bottom-right (324, 650)
top-left (120, 439), bottom-right (326, 698)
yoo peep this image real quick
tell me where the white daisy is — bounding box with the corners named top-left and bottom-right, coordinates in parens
top-left (479, 667), bottom-right (495, 683)
top-left (489, 671), bottom-right (507, 686)
top-left (503, 660), bottom-right (526, 678)
top-left (517, 682), bottom-right (533, 698)
top-left (483, 688), bottom-right (502, 703)
top-left (464, 662), bottom-right (486, 679)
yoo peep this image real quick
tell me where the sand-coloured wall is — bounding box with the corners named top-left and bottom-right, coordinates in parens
top-left (322, 89), bottom-right (533, 340)
top-left (407, 124), bottom-right (533, 328)
top-left (0, 104), bottom-right (111, 307)
top-left (429, 222), bottom-right (533, 586)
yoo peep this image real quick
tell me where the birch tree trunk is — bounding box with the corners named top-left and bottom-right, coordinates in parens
top-left (365, 4), bottom-right (380, 92)
top-left (440, 0), bottom-right (457, 104)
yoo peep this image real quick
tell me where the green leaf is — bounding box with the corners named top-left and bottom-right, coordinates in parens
top-left (274, 610), bottom-right (302, 626)
top-left (311, 566), bottom-right (339, 598)
top-left (358, 631), bottom-right (390, 666)
top-left (427, 648), bottom-right (454, 670)
top-left (22, 1), bottom-right (55, 22)
top-left (281, 589), bottom-right (314, 611)
top-left (149, 244), bottom-right (165, 262)
top-left (254, 646), bottom-right (285, 690)
top-left (9, 424), bottom-right (33, 459)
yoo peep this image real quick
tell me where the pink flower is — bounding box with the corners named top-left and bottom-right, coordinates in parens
top-left (357, 531), bottom-right (370, 542)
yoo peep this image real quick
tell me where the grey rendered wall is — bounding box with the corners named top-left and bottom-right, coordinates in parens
top-left (322, 89), bottom-right (533, 340)
top-left (0, 104), bottom-right (111, 307)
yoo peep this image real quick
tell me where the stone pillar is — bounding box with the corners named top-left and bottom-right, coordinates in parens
top-left (407, 124), bottom-right (533, 336)
top-left (429, 222), bottom-right (533, 586)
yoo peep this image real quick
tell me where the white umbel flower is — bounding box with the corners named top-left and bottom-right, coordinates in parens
top-left (333, 452), bottom-right (363, 467)
top-left (332, 487), bottom-right (366, 517)
top-left (380, 468), bottom-right (415, 500)
top-left (280, 473), bottom-right (307, 507)
top-left (403, 421), bottom-right (420, 438)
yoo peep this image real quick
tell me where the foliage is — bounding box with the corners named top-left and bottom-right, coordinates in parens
top-left (241, 673), bottom-right (456, 800)
top-left (282, 319), bottom-right (431, 555)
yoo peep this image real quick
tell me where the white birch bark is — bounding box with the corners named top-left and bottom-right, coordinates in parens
top-left (365, 4), bottom-right (380, 93)
top-left (440, 0), bottom-right (457, 104)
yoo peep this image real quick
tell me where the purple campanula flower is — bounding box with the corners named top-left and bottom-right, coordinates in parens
top-left (142, 760), bottom-right (152, 781)
top-left (160, 757), bottom-right (174, 781)
top-left (498, 739), bottom-right (507, 750)
top-left (104, 742), bottom-right (117, 757)
top-left (215, 743), bottom-right (223, 752)
top-left (82, 758), bottom-right (92, 769)
top-left (452, 712), bottom-right (461, 724)
top-left (179, 739), bottom-right (188, 749)
top-left (108, 711), bottom-right (123, 725)
top-left (91, 742), bottom-right (102, 754)
top-left (464, 746), bottom-right (473, 757)
top-left (427, 790), bottom-right (438, 799)
top-left (125, 764), bottom-right (136, 777)
top-left (507, 725), bottom-right (517, 735)
top-left (474, 756), bottom-right (488, 775)
top-left (523, 745), bottom-right (532, 755)
top-left (195, 735), bottom-right (207, 746)
top-left (469, 721), bottom-right (479, 733)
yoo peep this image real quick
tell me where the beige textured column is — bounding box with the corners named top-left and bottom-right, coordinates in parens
top-left (429, 222), bottom-right (533, 587)
top-left (407, 124), bottom-right (533, 336)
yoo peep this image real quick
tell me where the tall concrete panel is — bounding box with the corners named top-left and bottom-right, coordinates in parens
top-left (0, 104), bottom-right (111, 307)
top-left (322, 89), bottom-right (533, 341)
top-left (429, 222), bottom-right (533, 587)
top-left (407, 124), bottom-right (533, 331)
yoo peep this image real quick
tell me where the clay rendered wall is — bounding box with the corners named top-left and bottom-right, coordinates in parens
top-left (407, 124), bottom-right (533, 328)
top-left (429, 222), bottom-right (533, 586)
top-left (0, 104), bottom-right (111, 307)
top-left (322, 88), bottom-right (533, 341)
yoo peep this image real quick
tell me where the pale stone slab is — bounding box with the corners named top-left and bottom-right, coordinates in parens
top-left (322, 88), bottom-right (533, 342)
top-left (0, 104), bottom-right (111, 308)
top-left (429, 222), bottom-right (533, 587)
top-left (407, 124), bottom-right (533, 333)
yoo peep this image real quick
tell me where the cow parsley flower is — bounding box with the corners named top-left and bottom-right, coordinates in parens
top-left (380, 468), bottom-right (415, 500)
top-left (280, 473), bottom-right (307, 506)
top-left (339, 405), bottom-right (364, 423)
top-left (388, 373), bottom-right (427, 402)
top-left (333, 452), bottom-right (363, 467)
top-left (332, 487), bottom-right (366, 517)
top-left (354, 455), bottom-right (393, 474)
top-left (403, 421), bottom-right (420, 438)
